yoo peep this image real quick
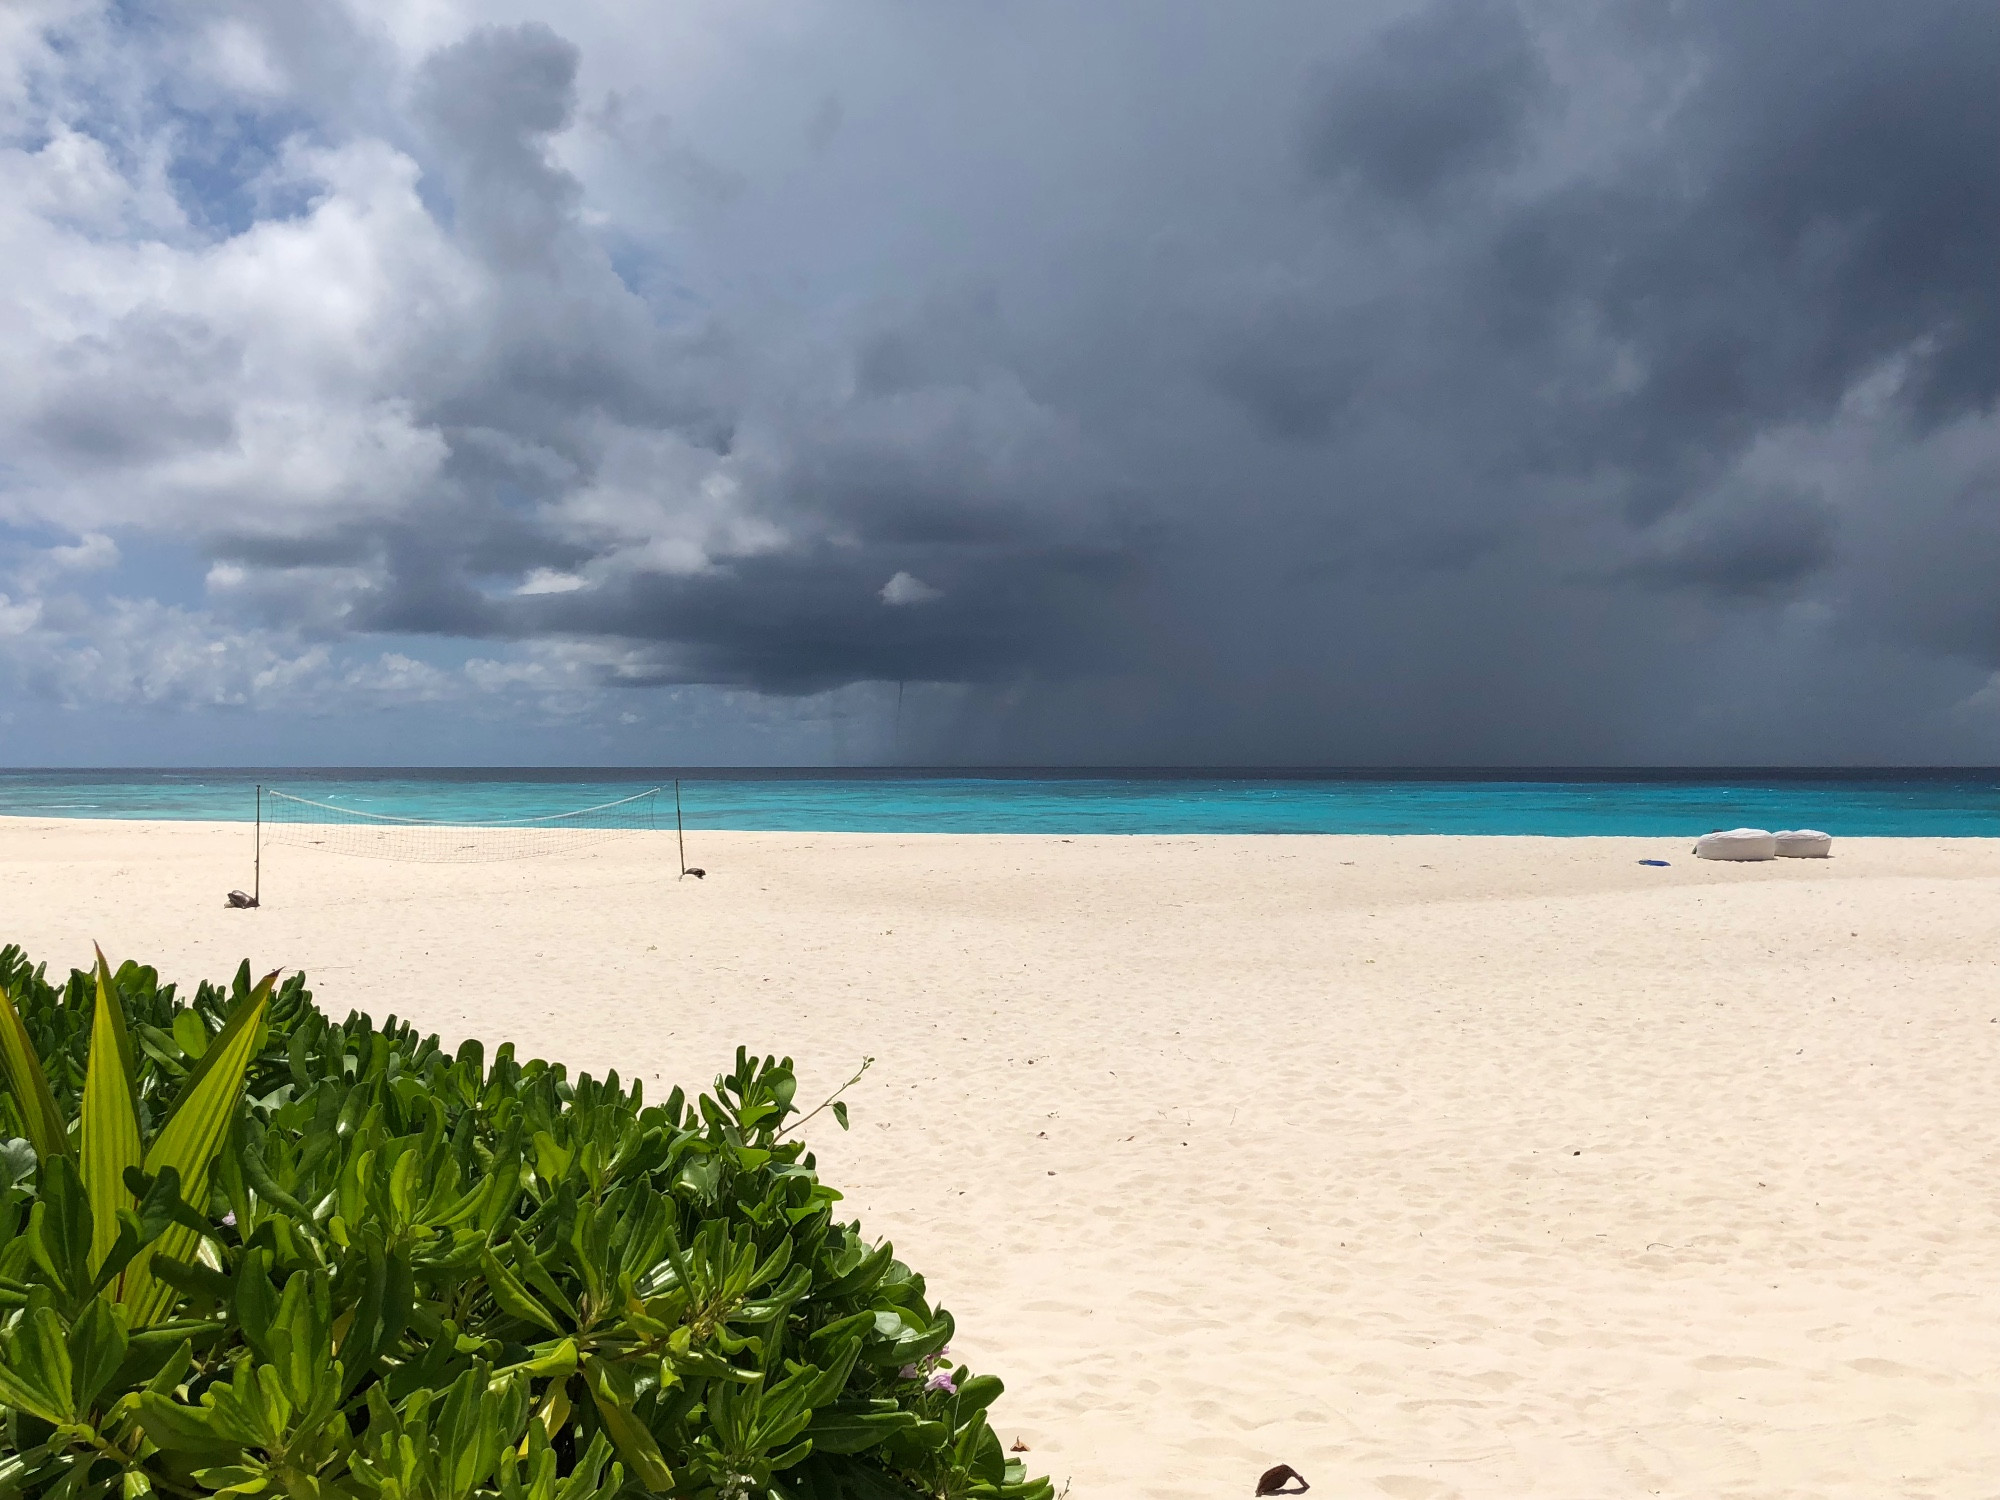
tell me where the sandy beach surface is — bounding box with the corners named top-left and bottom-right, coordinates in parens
top-left (2, 817), bottom-right (1997, 1499)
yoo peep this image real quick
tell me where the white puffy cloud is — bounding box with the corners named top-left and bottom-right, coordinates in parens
top-left (879, 572), bottom-right (940, 607)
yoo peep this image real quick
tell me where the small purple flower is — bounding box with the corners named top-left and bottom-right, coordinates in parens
top-left (220, 1211), bottom-right (237, 1228)
top-left (903, 1345), bottom-right (956, 1390)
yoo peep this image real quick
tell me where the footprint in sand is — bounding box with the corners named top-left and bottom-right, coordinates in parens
top-left (1374, 1477), bottom-right (1450, 1500)
top-left (1846, 1358), bottom-right (1919, 1377)
top-left (1692, 1355), bottom-right (1781, 1371)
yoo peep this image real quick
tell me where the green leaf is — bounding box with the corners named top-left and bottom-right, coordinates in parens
top-left (133, 1025), bottom-right (188, 1078)
top-left (82, 949), bottom-right (144, 1277)
top-left (500, 1336), bottom-right (576, 1383)
top-left (120, 971), bottom-right (275, 1328)
top-left (337, 1231), bottom-right (413, 1399)
top-left (803, 1400), bottom-right (920, 1454)
top-left (531, 1132), bottom-right (571, 1185)
top-left (0, 1136), bottom-right (35, 1189)
top-left (0, 980), bottom-right (67, 1162)
top-left (134, 1390), bottom-right (237, 1455)
top-left (553, 1431), bottom-right (620, 1500)
top-left (951, 1372), bottom-right (1004, 1420)
top-left (581, 1355), bottom-right (675, 1492)
top-left (146, 1253), bottom-right (232, 1305)
top-left (191, 1463), bottom-right (275, 1496)
top-left (67, 1294), bottom-right (129, 1414)
top-left (820, 1239), bottom-right (895, 1301)
top-left (507, 1234), bottom-right (579, 1325)
top-left (233, 1250), bottom-right (278, 1361)
top-left (479, 1249), bottom-right (561, 1335)
top-left (29, 1156), bottom-right (94, 1300)
top-left (234, 1128), bottom-right (308, 1220)
top-left (0, 1296), bottom-right (76, 1425)
top-left (142, 1337), bottom-right (195, 1396)
top-left (170, 1010), bottom-right (209, 1062)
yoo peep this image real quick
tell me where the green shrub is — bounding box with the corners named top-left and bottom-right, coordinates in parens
top-left (0, 944), bottom-right (1049, 1500)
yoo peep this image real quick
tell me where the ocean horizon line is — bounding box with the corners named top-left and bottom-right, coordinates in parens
top-left (2, 766), bottom-right (1997, 837)
top-left (5, 764), bottom-right (1999, 782)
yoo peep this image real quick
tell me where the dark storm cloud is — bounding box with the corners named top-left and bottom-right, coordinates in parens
top-left (1303, 0), bottom-right (1547, 201)
top-left (1622, 489), bottom-right (1837, 599)
top-left (520, 539), bottom-right (1136, 691)
top-left (396, 0), bottom-right (2000, 742)
top-left (331, 1), bottom-right (1146, 691)
top-left (1210, 300), bottom-right (1382, 443)
top-left (1258, 0), bottom-right (2000, 502)
top-left (1470, 1), bottom-right (1997, 473)
top-left (9, 0), bottom-right (1998, 760)
top-left (316, 22), bottom-right (738, 642)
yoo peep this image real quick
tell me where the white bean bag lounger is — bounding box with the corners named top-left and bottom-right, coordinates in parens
top-left (1772, 829), bottom-right (1832, 857)
top-left (1693, 828), bottom-right (1778, 861)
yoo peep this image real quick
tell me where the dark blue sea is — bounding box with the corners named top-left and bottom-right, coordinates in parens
top-left (0, 769), bottom-right (1997, 836)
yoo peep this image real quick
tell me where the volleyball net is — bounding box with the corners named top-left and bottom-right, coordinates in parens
top-left (259, 785), bottom-right (663, 865)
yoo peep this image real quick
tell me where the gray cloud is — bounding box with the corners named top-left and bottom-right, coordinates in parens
top-left (33, 314), bottom-right (241, 466)
top-left (1623, 489), bottom-right (1837, 599)
top-left (0, 0), bottom-right (1996, 763)
top-left (1303, 0), bottom-right (1547, 202)
top-left (1211, 300), bottom-right (1382, 443)
top-left (416, 23), bottom-right (582, 271)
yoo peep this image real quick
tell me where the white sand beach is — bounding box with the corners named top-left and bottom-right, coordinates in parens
top-left (3, 818), bottom-right (1998, 1499)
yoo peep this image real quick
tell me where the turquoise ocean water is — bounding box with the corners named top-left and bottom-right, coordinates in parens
top-left (0, 769), bottom-right (1997, 836)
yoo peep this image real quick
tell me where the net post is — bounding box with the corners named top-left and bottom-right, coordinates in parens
top-left (254, 784), bottom-right (262, 908)
top-left (676, 779), bottom-right (686, 878)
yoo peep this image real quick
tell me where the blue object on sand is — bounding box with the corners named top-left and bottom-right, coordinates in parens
top-left (1638, 859), bottom-right (1670, 866)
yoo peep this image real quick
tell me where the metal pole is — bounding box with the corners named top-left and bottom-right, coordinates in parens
top-left (676, 779), bottom-right (686, 878)
top-left (254, 784), bottom-right (262, 907)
